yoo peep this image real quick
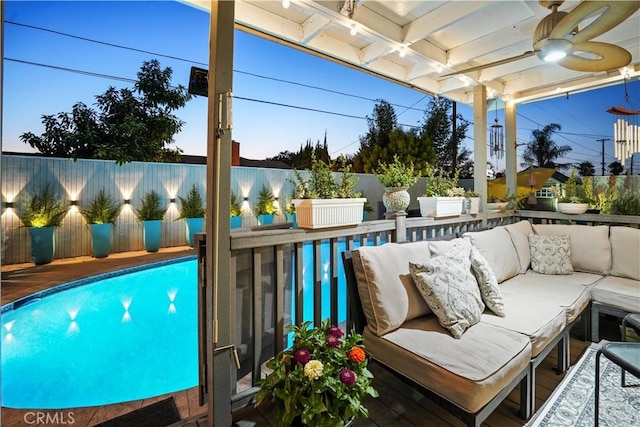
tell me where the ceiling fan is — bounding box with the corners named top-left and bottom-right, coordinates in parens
top-left (443, 0), bottom-right (640, 77)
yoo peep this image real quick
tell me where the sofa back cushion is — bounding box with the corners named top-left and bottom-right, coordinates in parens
top-left (352, 241), bottom-right (432, 336)
top-left (463, 227), bottom-right (520, 283)
top-left (532, 224), bottom-right (611, 274)
top-left (505, 220), bottom-right (534, 273)
top-left (609, 226), bottom-right (640, 280)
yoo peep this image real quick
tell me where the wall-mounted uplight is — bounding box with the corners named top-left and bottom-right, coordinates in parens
top-left (4, 201), bottom-right (14, 209)
top-left (350, 23), bottom-right (357, 36)
top-left (170, 198), bottom-right (176, 204)
top-left (124, 199), bottom-right (131, 205)
top-left (282, 0), bottom-right (290, 9)
top-left (243, 196), bottom-right (249, 201)
top-left (70, 200), bottom-right (78, 206)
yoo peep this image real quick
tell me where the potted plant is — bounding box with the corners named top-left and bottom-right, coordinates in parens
top-left (463, 189), bottom-right (480, 215)
top-left (290, 154), bottom-right (366, 229)
top-left (554, 170), bottom-right (589, 214)
top-left (284, 197), bottom-right (298, 228)
top-left (417, 167), bottom-right (464, 218)
top-left (255, 319), bottom-right (378, 426)
top-left (17, 184), bottom-right (69, 265)
top-left (82, 189), bottom-right (122, 258)
top-left (230, 191), bottom-right (243, 229)
top-left (375, 155), bottom-right (420, 214)
top-left (134, 190), bottom-right (167, 252)
top-left (253, 185), bottom-right (278, 225)
top-left (176, 184), bottom-right (206, 247)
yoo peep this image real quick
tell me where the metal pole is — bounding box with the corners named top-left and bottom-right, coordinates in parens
top-left (597, 138), bottom-right (610, 176)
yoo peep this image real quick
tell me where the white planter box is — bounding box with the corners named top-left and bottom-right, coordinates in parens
top-left (557, 202), bottom-right (589, 214)
top-left (487, 202), bottom-right (509, 212)
top-left (464, 197), bottom-right (480, 215)
top-left (293, 198), bottom-right (366, 229)
top-left (417, 197), bottom-right (464, 218)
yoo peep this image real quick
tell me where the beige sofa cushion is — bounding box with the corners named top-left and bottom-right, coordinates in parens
top-left (470, 247), bottom-right (506, 316)
top-left (532, 224), bottom-right (611, 274)
top-left (499, 271), bottom-right (594, 323)
top-left (364, 317), bottom-right (531, 414)
top-left (352, 242), bottom-right (432, 336)
top-left (591, 276), bottom-right (640, 313)
top-left (609, 226), bottom-right (640, 281)
top-left (463, 227), bottom-right (520, 283)
top-left (528, 234), bottom-right (574, 275)
top-left (410, 244), bottom-right (485, 338)
top-left (505, 220), bottom-right (534, 273)
top-left (480, 293), bottom-right (565, 357)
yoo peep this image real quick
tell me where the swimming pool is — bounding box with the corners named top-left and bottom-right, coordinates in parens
top-left (1, 257), bottom-right (198, 409)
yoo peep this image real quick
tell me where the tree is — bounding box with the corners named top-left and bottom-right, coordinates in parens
top-left (577, 161), bottom-right (595, 176)
top-left (20, 59), bottom-right (191, 164)
top-left (521, 123), bottom-right (572, 169)
top-left (419, 98), bottom-right (469, 177)
top-left (609, 161), bottom-right (624, 175)
top-left (268, 136), bottom-right (330, 169)
top-left (354, 100), bottom-right (436, 174)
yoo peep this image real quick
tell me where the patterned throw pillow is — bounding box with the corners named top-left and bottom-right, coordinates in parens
top-left (528, 234), bottom-right (574, 275)
top-left (409, 244), bottom-right (485, 338)
top-left (469, 247), bottom-right (506, 316)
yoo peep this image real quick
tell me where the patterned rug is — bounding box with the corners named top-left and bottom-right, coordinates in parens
top-left (527, 344), bottom-right (640, 427)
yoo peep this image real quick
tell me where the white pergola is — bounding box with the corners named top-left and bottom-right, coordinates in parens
top-left (180, 1), bottom-right (640, 425)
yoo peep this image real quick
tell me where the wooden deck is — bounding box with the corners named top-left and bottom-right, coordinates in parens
top-left (1, 249), bottom-right (615, 427)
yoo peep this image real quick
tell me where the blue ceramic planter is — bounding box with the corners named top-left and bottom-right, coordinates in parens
top-left (230, 216), bottom-right (242, 229)
top-left (185, 217), bottom-right (204, 247)
top-left (257, 214), bottom-right (274, 226)
top-left (285, 213), bottom-right (298, 228)
top-left (143, 220), bottom-right (162, 252)
top-left (90, 223), bottom-right (112, 258)
top-left (28, 226), bottom-right (55, 265)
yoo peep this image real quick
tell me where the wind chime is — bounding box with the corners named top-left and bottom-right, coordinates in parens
top-left (490, 99), bottom-right (504, 160)
top-left (607, 75), bottom-right (639, 167)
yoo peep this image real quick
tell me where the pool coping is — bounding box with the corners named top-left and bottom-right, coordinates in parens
top-left (1, 255), bottom-right (197, 314)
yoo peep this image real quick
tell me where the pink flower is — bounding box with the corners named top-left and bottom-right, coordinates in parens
top-left (293, 348), bottom-right (311, 365)
top-left (339, 369), bottom-right (356, 386)
top-left (325, 334), bottom-right (340, 348)
top-left (327, 325), bottom-right (343, 339)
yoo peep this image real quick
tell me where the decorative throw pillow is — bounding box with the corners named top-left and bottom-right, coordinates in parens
top-left (528, 234), bottom-right (574, 275)
top-left (409, 244), bottom-right (485, 338)
top-left (469, 247), bottom-right (506, 317)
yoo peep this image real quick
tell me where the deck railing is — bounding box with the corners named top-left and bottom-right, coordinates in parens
top-left (198, 210), bottom-right (640, 414)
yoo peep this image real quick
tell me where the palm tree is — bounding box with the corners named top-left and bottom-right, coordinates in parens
top-left (521, 123), bottom-right (572, 169)
top-left (609, 161), bottom-right (624, 175)
top-left (577, 161), bottom-right (595, 176)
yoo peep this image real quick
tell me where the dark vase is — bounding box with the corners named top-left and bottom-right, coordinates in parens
top-left (28, 226), bottom-right (56, 265)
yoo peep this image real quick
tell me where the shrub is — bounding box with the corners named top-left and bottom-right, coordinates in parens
top-left (18, 184), bottom-right (69, 228)
top-left (82, 189), bottom-right (122, 225)
top-left (177, 184), bottom-right (205, 219)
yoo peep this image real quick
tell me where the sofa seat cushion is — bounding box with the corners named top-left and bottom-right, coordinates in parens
top-left (532, 224), bottom-right (611, 274)
top-left (352, 241), bottom-right (433, 336)
top-left (609, 226), bottom-right (640, 281)
top-left (480, 293), bottom-right (566, 357)
top-left (591, 276), bottom-right (640, 313)
top-left (463, 227), bottom-right (520, 283)
top-left (499, 271), bottom-right (596, 323)
top-left (364, 316), bottom-right (531, 413)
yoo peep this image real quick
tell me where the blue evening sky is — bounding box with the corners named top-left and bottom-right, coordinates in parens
top-left (3, 0), bottom-right (639, 173)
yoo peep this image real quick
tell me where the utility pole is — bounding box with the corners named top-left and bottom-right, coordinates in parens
top-left (597, 138), bottom-right (610, 176)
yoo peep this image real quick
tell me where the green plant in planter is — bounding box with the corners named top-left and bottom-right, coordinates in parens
top-left (176, 184), bottom-right (206, 219)
top-left (135, 190), bottom-right (167, 221)
top-left (375, 155), bottom-right (420, 188)
top-left (253, 185), bottom-right (278, 216)
top-left (18, 184), bottom-right (69, 228)
top-left (82, 189), bottom-right (122, 224)
top-left (612, 175), bottom-right (640, 215)
top-left (423, 167), bottom-right (462, 197)
top-left (553, 170), bottom-right (589, 203)
top-left (464, 190), bottom-right (479, 198)
top-left (230, 191), bottom-right (243, 217)
top-left (289, 153), bottom-right (360, 199)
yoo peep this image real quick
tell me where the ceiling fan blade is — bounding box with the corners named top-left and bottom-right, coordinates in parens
top-left (441, 51), bottom-right (536, 77)
top-left (550, 0), bottom-right (640, 45)
top-left (558, 41), bottom-right (631, 72)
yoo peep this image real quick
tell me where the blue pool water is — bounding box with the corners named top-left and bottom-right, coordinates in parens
top-left (1, 258), bottom-right (198, 409)
top-left (1, 238), bottom-right (371, 409)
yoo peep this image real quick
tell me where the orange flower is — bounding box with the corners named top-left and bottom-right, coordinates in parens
top-left (349, 346), bottom-right (366, 363)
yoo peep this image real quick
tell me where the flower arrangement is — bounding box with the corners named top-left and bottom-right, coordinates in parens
top-left (256, 319), bottom-right (378, 426)
top-left (375, 155), bottom-right (420, 189)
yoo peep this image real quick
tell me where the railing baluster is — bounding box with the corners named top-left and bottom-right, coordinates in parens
top-left (295, 242), bottom-right (304, 326)
top-left (313, 239), bottom-right (322, 327)
top-left (275, 244), bottom-right (285, 355)
top-left (252, 248), bottom-right (263, 384)
top-left (330, 237), bottom-right (339, 326)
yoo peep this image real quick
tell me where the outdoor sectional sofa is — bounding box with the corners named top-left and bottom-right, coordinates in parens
top-left (342, 220), bottom-right (640, 427)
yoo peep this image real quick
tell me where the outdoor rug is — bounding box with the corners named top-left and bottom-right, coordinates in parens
top-left (527, 344), bottom-right (640, 427)
top-left (95, 397), bottom-right (181, 427)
